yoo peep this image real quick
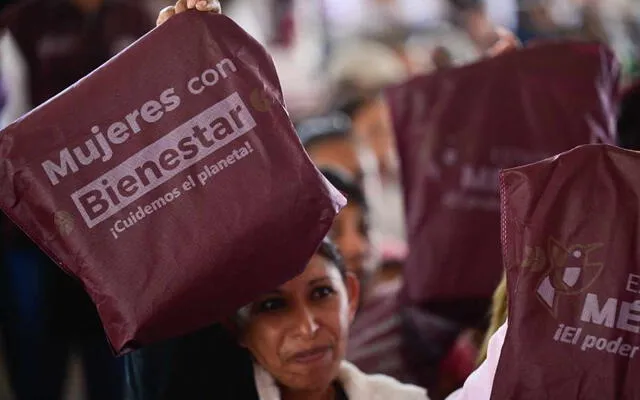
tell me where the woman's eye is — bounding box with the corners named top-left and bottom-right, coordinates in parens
top-left (256, 298), bottom-right (286, 313)
top-left (311, 286), bottom-right (336, 300)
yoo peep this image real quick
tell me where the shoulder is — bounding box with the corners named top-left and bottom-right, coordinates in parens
top-left (338, 361), bottom-right (429, 400)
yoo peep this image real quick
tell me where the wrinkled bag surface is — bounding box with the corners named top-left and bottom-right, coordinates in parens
top-left (493, 144), bottom-right (640, 399)
top-left (0, 12), bottom-right (344, 355)
top-left (386, 42), bottom-right (619, 304)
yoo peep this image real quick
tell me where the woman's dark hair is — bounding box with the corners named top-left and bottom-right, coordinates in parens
top-left (320, 167), bottom-right (368, 211)
top-left (317, 237), bottom-right (347, 279)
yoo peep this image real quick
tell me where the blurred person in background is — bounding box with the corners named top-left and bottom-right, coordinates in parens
top-left (296, 112), bottom-right (404, 302)
top-left (318, 167), bottom-right (379, 292)
top-left (515, 0), bottom-right (570, 43)
top-left (512, 0), bottom-right (640, 85)
top-left (297, 113), bottom-right (364, 183)
top-left (0, 1), bottom-right (152, 399)
top-left (322, 18), bottom-right (522, 398)
top-left (319, 167), bottom-right (477, 399)
top-left (320, 167), bottom-right (478, 399)
top-left (0, 0), bottom-right (152, 125)
top-left (324, 18), bottom-right (520, 255)
top-left (447, 0), bottom-right (521, 56)
top-left (296, 111), bottom-right (426, 387)
top-left (320, 168), bottom-right (410, 381)
top-left (329, 39), bottom-right (409, 250)
top-left (319, 168), bottom-right (372, 286)
top-left (297, 112), bottom-right (407, 289)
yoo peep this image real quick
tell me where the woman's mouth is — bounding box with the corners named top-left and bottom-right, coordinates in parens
top-left (290, 346), bottom-right (332, 365)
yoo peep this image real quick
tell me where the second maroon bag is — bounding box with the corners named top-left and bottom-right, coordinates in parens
top-left (386, 42), bottom-right (619, 304)
top-left (493, 144), bottom-right (640, 399)
top-left (0, 12), bottom-right (344, 354)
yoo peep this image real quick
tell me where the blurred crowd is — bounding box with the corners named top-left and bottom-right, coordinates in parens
top-left (0, 0), bottom-right (638, 399)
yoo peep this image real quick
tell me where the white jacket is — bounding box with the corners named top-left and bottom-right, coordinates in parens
top-left (253, 360), bottom-right (428, 400)
top-left (251, 322), bottom-right (509, 400)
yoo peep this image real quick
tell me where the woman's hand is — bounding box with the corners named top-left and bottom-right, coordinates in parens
top-left (157, 0), bottom-right (222, 26)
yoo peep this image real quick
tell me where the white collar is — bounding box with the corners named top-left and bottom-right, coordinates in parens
top-left (253, 360), bottom-right (428, 400)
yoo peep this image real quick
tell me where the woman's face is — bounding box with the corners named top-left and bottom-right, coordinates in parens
top-left (329, 204), bottom-right (370, 282)
top-left (240, 255), bottom-right (360, 391)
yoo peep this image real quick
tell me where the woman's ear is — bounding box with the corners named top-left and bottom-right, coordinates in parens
top-left (345, 272), bottom-right (360, 323)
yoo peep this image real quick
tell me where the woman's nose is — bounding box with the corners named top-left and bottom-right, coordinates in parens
top-left (292, 306), bottom-right (319, 338)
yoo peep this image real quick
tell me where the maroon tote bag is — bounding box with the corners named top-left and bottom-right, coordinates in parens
top-left (386, 42), bottom-right (619, 304)
top-left (0, 12), bottom-right (344, 354)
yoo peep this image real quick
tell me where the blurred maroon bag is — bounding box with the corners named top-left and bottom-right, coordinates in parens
top-left (0, 12), bottom-right (344, 354)
top-left (386, 42), bottom-right (619, 304)
top-left (494, 144), bottom-right (640, 399)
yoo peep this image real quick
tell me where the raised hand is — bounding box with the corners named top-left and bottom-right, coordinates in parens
top-left (157, 0), bottom-right (222, 26)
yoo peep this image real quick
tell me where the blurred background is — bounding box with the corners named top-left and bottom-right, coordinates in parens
top-left (0, 0), bottom-right (638, 399)
top-left (173, 0), bottom-right (640, 120)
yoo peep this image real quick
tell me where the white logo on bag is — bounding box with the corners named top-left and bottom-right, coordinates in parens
top-left (531, 239), bottom-right (604, 317)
